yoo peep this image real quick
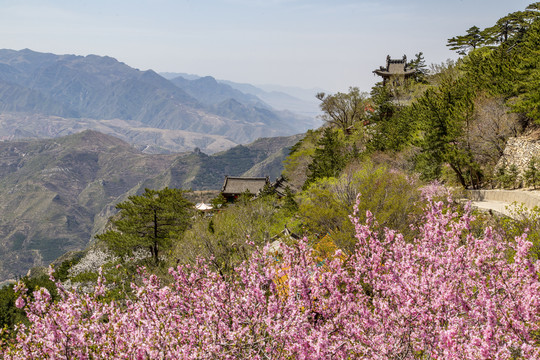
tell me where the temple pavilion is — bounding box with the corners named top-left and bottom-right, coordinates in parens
top-left (373, 55), bottom-right (416, 86)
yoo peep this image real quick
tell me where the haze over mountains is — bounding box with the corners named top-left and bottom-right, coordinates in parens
top-left (160, 72), bottom-right (322, 118)
top-left (0, 48), bottom-right (320, 153)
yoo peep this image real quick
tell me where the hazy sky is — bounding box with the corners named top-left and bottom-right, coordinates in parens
top-left (0, 0), bottom-right (533, 93)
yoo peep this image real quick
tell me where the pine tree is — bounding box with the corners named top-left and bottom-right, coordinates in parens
top-left (97, 187), bottom-right (193, 265)
top-left (407, 52), bottom-right (429, 83)
top-left (524, 157), bottom-right (539, 188)
top-left (511, 19), bottom-right (540, 122)
top-left (304, 128), bottom-right (346, 189)
top-left (507, 164), bottom-right (520, 189)
top-left (282, 186), bottom-right (299, 214)
top-left (447, 26), bottom-right (485, 55)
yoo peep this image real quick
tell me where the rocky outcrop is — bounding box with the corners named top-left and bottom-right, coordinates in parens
top-left (496, 134), bottom-right (540, 175)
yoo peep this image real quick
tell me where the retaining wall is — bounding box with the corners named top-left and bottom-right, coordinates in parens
top-left (467, 189), bottom-right (540, 209)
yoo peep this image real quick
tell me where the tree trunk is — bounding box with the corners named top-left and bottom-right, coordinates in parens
top-left (153, 209), bottom-right (159, 264)
top-left (449, 163), bottom-right (467, 188)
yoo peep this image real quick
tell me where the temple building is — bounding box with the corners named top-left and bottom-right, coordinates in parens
top-left (220, 175), bottom-right (292, 203)
top-left (220, 176), bottom-right (270, 202)
top-left (373, 55), bottom-right (416, 86)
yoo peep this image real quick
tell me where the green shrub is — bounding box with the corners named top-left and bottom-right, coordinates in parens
top-left (524, 157), bottom-right (540, 188)
top-left (298, 160), bottom-right (423, 253)
top-left (493, 202), bottom-right (540, 261)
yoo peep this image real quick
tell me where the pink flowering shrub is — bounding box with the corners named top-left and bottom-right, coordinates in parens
top-left (3, 196), bottom-right (540, 359)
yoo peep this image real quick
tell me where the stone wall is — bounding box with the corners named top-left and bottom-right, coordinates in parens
top-left (496, 136), bottom-right (540, 176)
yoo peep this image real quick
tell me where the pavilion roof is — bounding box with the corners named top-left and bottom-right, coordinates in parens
top-left (373, 54), bottom-right (416, 78)
top-left (195, 203), bottom-right (214, 211)
top-left (221, 176), bottom-right (269, 195)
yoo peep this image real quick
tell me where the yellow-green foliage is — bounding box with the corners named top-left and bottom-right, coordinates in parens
top-left (173, 196), bottom-right (300, 276)
top-left (494, 202), bottom-right (540, 261)
top-left (297, 160), bottom-right (423, 253)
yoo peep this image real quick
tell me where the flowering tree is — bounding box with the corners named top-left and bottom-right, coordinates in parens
top-left (3, 193), bottom-right (540, 359)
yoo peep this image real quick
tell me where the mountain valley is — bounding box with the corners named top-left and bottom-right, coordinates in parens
top-left (0, 130), bottom-right (301, 283)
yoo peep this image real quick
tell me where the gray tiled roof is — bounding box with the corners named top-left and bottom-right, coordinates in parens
top-left (221, 176), bottom-right (269, 195)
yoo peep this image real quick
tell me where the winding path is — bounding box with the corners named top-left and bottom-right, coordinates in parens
top-left (466, 189), bottom-right (540, 219)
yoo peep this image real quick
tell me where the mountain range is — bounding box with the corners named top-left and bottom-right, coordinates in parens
top-left (0, 49), bottom-right (320, 153)
top-left (160, 72), bottom-right (322, 118)
top-left (0, 130), bottom-right (302, 284)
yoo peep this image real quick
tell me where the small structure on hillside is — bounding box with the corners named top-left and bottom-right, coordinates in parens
top-left (220, 176), bottom-right (270, 202)
top-left (194, 202), bottom-right (214, 217)
top-left (220, 175), bottom-right (295, 202)
top-left (270, 226), bottom-right (301, 243)
top-left (373, 55), bottom-right (416, 86)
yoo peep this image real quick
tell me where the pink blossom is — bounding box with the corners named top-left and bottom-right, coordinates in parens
top-left (4, 195), bottom-right (540, 359)
top-left (14, 296), bottom-right (25, 309)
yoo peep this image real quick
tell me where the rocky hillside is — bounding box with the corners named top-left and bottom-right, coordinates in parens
top-left (495, 129), bottom-right (540, 176)
top-left (0, 130), bottom-right (300, 283)
top-left (140, 134), bottom-right (303, 192)
top-left (0, 49), bottom-right (316, 153)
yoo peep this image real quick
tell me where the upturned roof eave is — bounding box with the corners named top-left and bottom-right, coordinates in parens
top-left (373, 69), bottom-right (416, 76)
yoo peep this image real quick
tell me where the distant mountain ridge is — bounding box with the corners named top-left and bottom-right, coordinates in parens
top-left (161, 71), bottom-right (323, 118)
top-left (0, 130), bottom-right (301, 283)
top-left (0, 49), bottom-right (317, 153)
top-left (169, 75), bottom-right (263, 107)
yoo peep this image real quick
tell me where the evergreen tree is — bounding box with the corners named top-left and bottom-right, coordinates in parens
top-left (482, 7), bottom-right (540, 46)
top-left (512, 18), bottom-right (540, 122)
top-left (407, 52), bottom-right (429, 83)
top-left (413, 76), bottom-right (480, 188)
top-left (367, 82), bottom-right (406, 152)
top-left (97, 188), bottom-right (193, 265)
top-left (259, 182), bottom-right (276, 198)
top-left (447, 26), bottom-right (486, 55)
top-left (370, 82), bottom-right (396, 122)
top-left (524, 157), bottom-right (539, 188)
top-left (282, 186), bottom-right (299, 214)
top-left (210, 193), bottom-right (227, 209)
top-left (496, 164), bottom-right (508, 188)
top-left (507, 164), bottom-right (520, 189)
top-left (304, 128), bottom-right (346, 189)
